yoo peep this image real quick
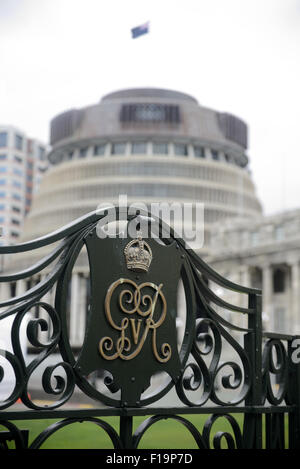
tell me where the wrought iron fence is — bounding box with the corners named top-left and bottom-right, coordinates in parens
top-left (0, 207), bottom-right (299, 450)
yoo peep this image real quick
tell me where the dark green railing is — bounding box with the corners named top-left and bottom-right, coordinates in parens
top-left (0, 207), bottom-right (299, 450)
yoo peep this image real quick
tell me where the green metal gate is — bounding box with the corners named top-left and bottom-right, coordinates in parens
top-left (0, 207), bottom-right (299, 450)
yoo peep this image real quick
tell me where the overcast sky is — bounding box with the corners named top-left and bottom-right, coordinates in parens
top-left (0, 0), bottom-right (299, 216)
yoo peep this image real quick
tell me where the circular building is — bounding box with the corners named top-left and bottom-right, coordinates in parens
top-left (19, 87), bottom-right (261, 250)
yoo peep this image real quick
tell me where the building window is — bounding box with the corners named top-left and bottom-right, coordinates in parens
top-left (0, 132), bottom-right (7, 148)
top-left (0, 216), bottom-right (5, 223)
top-left (10, 231), bottom-right (19, 238)
top-left (111, 143), bottom-right (126, 155)
top-left (0, 191), bottom-right (6, 197)
top-left (136, 104), bottom-right (166, 121)
top-left (275, 226), bottom-right (284, 241)
top-left (174, 143), bottom-right (188, 156)
top-left (13, 180), bottom-right (22, 188)
top-left (12, 193), bottom-right (21, 201)
top-left (27, 140), bottom-right (33, 154)
top-left (15, 134), bottom-right (23, 151)
top-left (13, 168), bottom-right (23, 177)
top-left (0, 179), bottom-right (6, 185)
top-left (14, 155), bottom-right (23, 163)
top-left (12, 206), bottom-right (21, 213)
top-left (132, 142), bottom-right (147, 154)
top-left (194, 146), bottom-right (205, 158)
top-left (120, 103), bottom-right (180, 123)
top-left (211, 149), bottom-right (219, 160)
top-left (0, 154), bottom-right (7, 160)
top-left (49, 153), bottom-right (63, 165)
top-left (273, 268), bottom-right (285, 293)
top-left (0, 167), bottom-right (7, 173)
top-left (79, 147), bottom-right (88, 158)
top-left (94, 144), bottom-right (106, 156)
top-left (11, 218), bottom-right (20, 226)
top-left (38, 146), bottom-right (45, 160)
top-left (153, 142), bottom-right (168, 155)
top-left (250, 232), bottom-right (259, 246)
top-left (250, 267), bottom-right (262, 289)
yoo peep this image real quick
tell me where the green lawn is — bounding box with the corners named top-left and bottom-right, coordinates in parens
top-left (3, 414), bottom-right (234, 449)
top-left (1, 413), bottom-right (289, 449)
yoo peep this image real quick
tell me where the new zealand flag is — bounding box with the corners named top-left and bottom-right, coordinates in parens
top-left (131, 21), bottom-right (149, 39)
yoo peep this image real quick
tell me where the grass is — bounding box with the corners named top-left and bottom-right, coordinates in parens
top-left (1, 413), bottom-right (289, 449)
top-left (3, 414), bottom-right (235, 449)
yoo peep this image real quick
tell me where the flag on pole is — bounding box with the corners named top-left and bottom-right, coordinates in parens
top-left (131, 21), bottom-right (150, 39)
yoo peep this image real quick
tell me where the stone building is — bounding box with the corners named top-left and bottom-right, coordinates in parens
top-left (207, 209), bottom-right (300, 335)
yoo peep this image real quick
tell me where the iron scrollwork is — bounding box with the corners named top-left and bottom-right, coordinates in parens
top-left (262, 337), bottom-right (288, 405)
top-left (175, 247), bottom-right (253, 407)
top-left (0, 207), bottom-right (258, 409)
top-left (99, 279), bottom-right (171, 363)
top-left (0, 207), bottom-right (297, 449)
top-left (29, 417), bottom-right (123, 449)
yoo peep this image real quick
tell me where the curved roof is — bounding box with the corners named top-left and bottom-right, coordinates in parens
top-left (101, 88), bottom-right (198, 104)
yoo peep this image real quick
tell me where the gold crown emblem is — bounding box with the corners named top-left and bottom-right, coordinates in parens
top-left (124, 233), bottom-right (152, 273)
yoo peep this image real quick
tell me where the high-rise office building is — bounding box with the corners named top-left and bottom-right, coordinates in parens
top-left (0, 125), bottom-right (47, 245)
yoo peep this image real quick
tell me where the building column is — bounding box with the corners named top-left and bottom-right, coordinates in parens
top-left (239, 265), bottom-right (251, 309)
top-left (70, 272), bottom-right (87, 347)
top-left (15, 278), bottom-right (31, 355)
top-left (77, 274), bottom-right (87, 345)
top-left (240, 265), bottom-right (251, 288)
top-left (70, 273), bottom-right (79, 347)
top-left (0, 281), bottom-right (10, 303)
top-left (187, 143), bottom-right (194, 159)
top-left (146, 141), bottom-right (152, 155)
top-left (31, 276), bottom-right (47, 343)
top-left (205, 147), bottom-right (211, 160)
top-left (168, 142), bottom-right (174, 156)
top-left (40, 275), bottom-right (54, 341)
top-left (176, 279), bottom-right (186, 346)
top-left (105, 142), bottom-right (111, 157)
top-left (15, 279), bottom-right (27, 303)
top-left (125, 142), bottom-right (131, 156)
top-left (262, 264), bottom-right (273, 326)
top-left (86, 145), bottom-right (93, 158)
top-left (291, 261), bottom-right (300, 332)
